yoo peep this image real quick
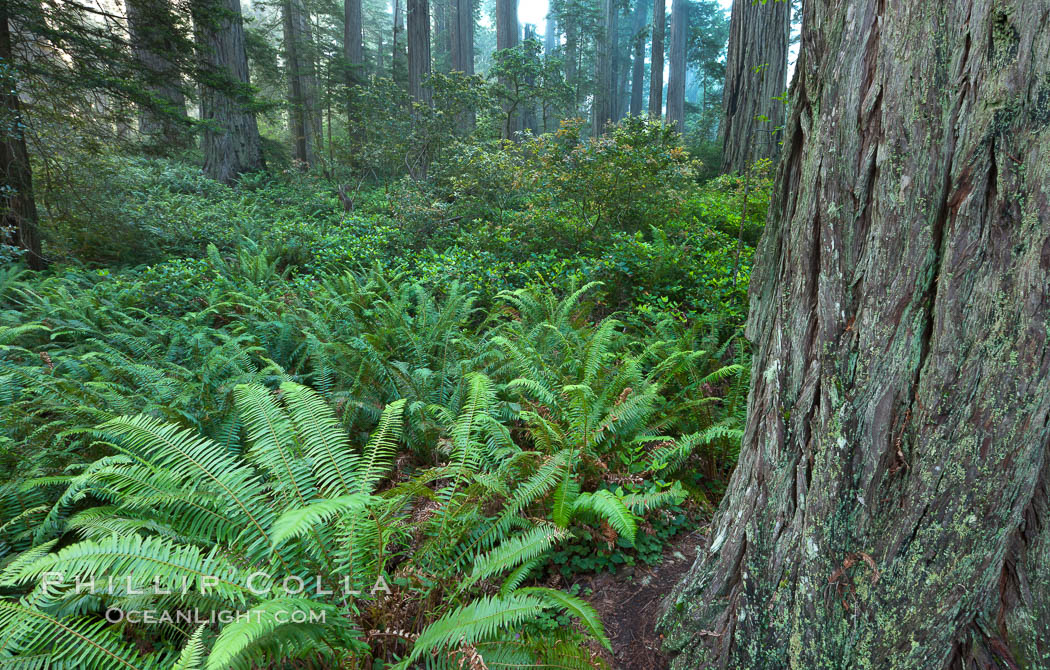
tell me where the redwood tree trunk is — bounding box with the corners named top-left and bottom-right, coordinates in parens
top-left (282, 0), bottom-right (321, 167)
top-left (192, 0), bottom-right (264, 184)
top-left (628, 0), bottom-right (647, 117)
top-left (718, 0), bottom-right (788, 173)
top-left (407, 0), bottom-right (431, 105)
top-left (344, 0), bottom-right (363, 122)
top-left (1, 4), bottom-right (44, 270)
top-left (665, 0), bottom-right (685, 131)
top-left (451, 0), bottom-right (474, 129)
top-left (647, 0), bottom-right (664, 118)
top-left (495, 0), bottom-right (518, 138)
top-left (662, 1), bottom-right (1050, 668)
top-left (592, 0), bottom-right (616, 134)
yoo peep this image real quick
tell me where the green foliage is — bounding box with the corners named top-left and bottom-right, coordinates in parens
top-left (490, 39), bottom-right (575, 135)
top-left (2, 109), bottom-right (766, 668)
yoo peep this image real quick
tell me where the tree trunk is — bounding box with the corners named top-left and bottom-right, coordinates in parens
top-left (432, 0), bottom-right (451, 73)
top-left (392, 0), bottom-right (407, 88)
top-left (661, 1), bottom-right (1050, 668)
top-left (718, 0), bottom-right (788, 173)
top-left (629, 0), bottom-right (647, 116)
top-left (451, 0), bottom-right (474, 129)
top-left (0, 5), bottom-right (44, 270)
top-left (191, 0), bottom-right (264, 184)
top-left (544, 14), bottom-right (556, 56)
top-left (407, 0), bottom-right (431, 105)
top-left (665, 0), bottom-right (685, 131)
top-left (125, 0), bottom-right (189, 151)
top-left (614, 11), bottom-right (629, 121)
top-left (564, 14), bottom-right (579, 110)
top-left (452, 0), bottom-right (473, 74)
top-left (282, 0), bottom-right (320, 167)
top-left (496, 0), bottom-right (518, 138)
top-left (344, 0), bottom-right (363, 122)
top-left (593, 0), bottom-right (616, 134)
top-left (647, 0), bottom-right (664, 118)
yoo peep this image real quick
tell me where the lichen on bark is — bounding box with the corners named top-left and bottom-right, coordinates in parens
top-left (660, 1), bottom-right (1050, 668)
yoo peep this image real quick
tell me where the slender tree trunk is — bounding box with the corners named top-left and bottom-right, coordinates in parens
top-left (191, 0), bottom-right (264, 184)
top-left (665, 0), bottom-right (685, 131)
top-left (282, 0), bottom-right (319, 167)
top-left (629, 0), bottom-right (647, 116)
top-left (662, 1), bottom-right (1050, 668)
top-left (392, 0), bottom-right (407, 87)
top-left (521, 24), bottom-right (538, 133)
top-left (564, 14), bottom-right (579, 111)
top-left (0, 5), bottom-right (44, 270)
top-left (647, 0), bottom-right (664, 118)
top-left (719, 0), bottom-right (788, 173)
top-left (407, 0), bottom-right (431, 105)
top-left (125, 0), bottom-right (189, 151)
top-left (614, 10), bottom-right (629, 121)
top-left (496, 0), bottom-right (518, 138)
top-left (376, 27), bottom-right (384, 75)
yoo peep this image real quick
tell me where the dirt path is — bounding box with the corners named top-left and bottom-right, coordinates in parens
top-left (574, 529), bottom-right (705, 670)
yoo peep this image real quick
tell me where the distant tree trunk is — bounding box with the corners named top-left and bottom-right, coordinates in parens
top-left (0, 5), bottom-right (44, 270)
top-left (662, 1), bottom-right (1050, 668)
top-left (191, 0), bottom-right (264, 184)
top-left (125, 0), bottom-right (189, 151)
top-left (496, 0), bottom-right (518, 138)
top-left (647, 0), bottom-right (664, 118)
top-left (628, 0), bottom-right (647, 116)
top-left (719, 0), bottom-right (788, 173)
top-left (282, 0), bottom-right (320, 167)
top-left (376, 27), bottom-right (385, 75)
top-left (344, 0), bottom-right (363, 121)
top-left (432, 0), bottom-right (451, 73)
top-left (521, 23), bottom-right (539, 133)
top-left (592, 0), bottom-right (616, 134)
top-left (665, 0), bottom-right (685, 131)
top-left (392, 0), bottom-right (407, 87)
top-left (544, 14), bottom-right (556, 56)
top-left (614, 11), bottom-right (629, 121)
top-left (407, 0), bottom-right (431, 105)
top-left (564, 14), bottom-right (579, 110)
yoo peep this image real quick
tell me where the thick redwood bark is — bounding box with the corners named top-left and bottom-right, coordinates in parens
top-left (125, 0), bottom-right (189, 151)
top-left (1, 4), bottom-right (44, 270)
top-left (662, 0), bottom-right (1050, 668)
top-left (407, 0), bottom-right (431, 105)
top-left (647, 0), bottom-right (664, 118)
top-left (719, 0), bottom-right (788, 173)
top-left (192, 0), bottom-right (263, 184)
top-left (451, 0), bottom-right (473, 74)
top-left (665, 0), bottom-right (685, 131)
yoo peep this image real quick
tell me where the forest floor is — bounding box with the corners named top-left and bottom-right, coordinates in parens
top-left (572, 528), bottom-right (706, 669)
